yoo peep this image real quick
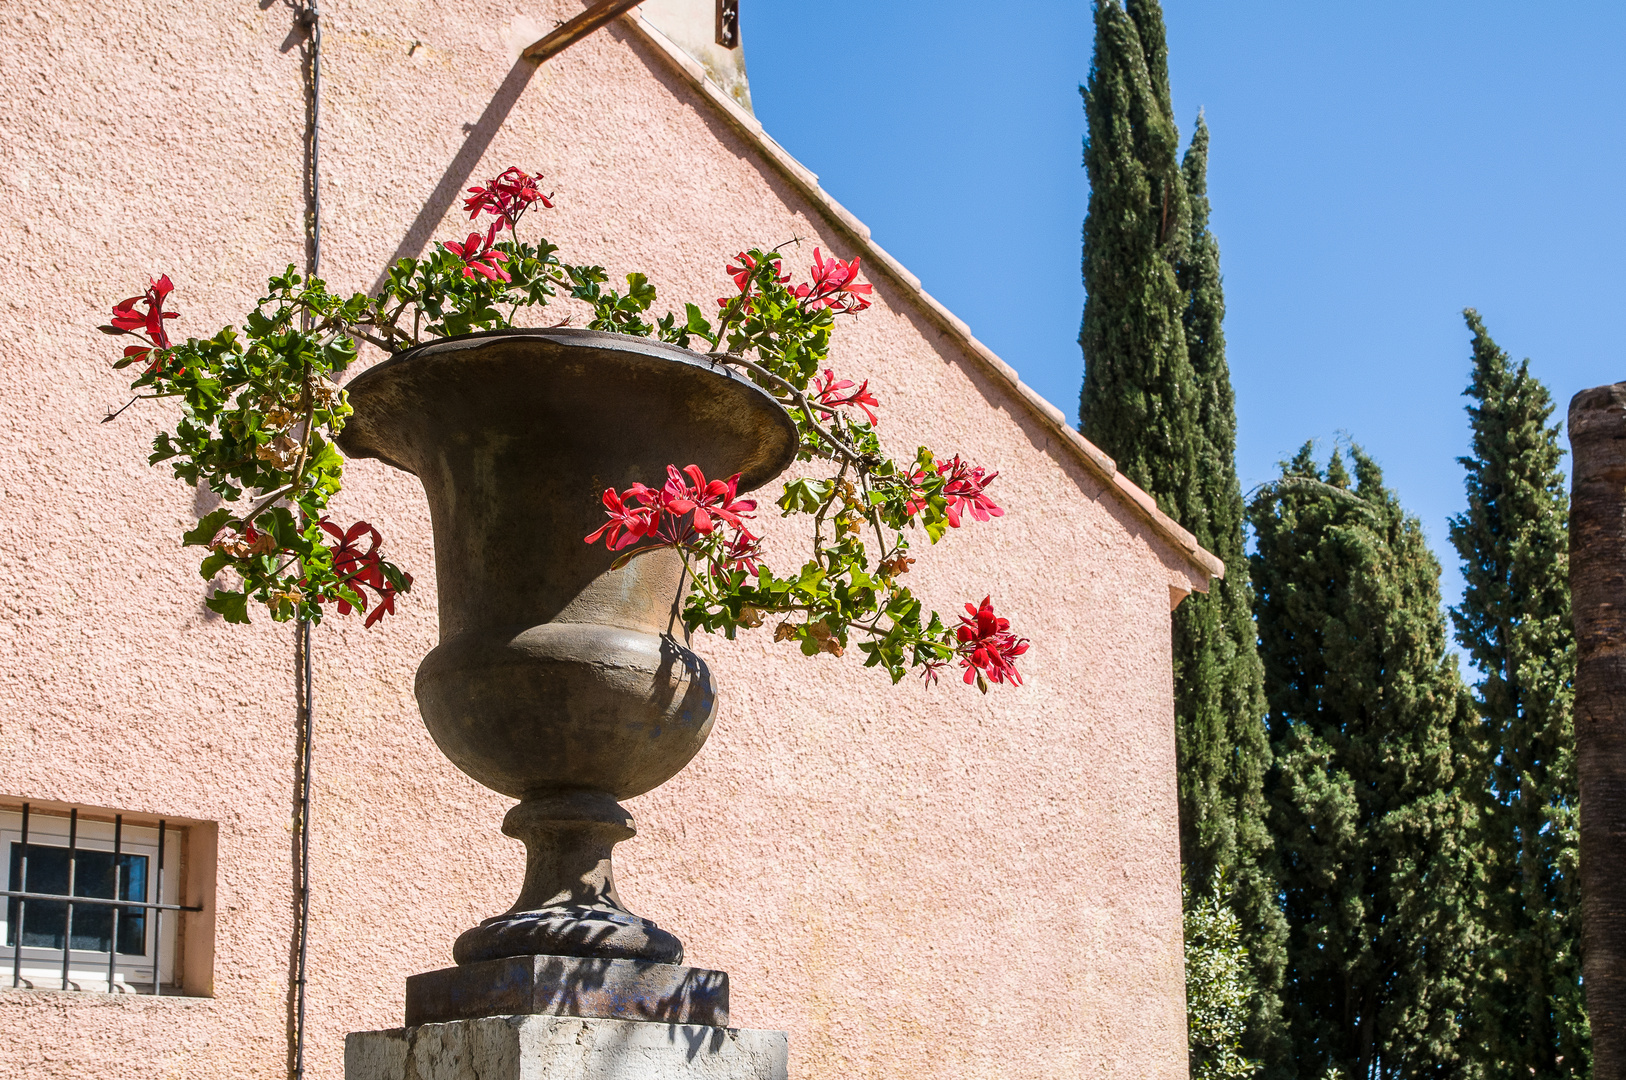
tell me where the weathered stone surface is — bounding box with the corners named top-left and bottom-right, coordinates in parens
top-left (405, 954), bottom-right (727, 1027)
top-left (345, 1015), bottom-right (788, 1080)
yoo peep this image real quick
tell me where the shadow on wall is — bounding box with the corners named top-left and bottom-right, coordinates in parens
top-left (194, 482), bottom-right (226, 621)
top-left (370, 61), bottom-right (541, 295)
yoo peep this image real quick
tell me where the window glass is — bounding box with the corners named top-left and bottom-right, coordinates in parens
top-left (6, 843), bottom-right (148, 955)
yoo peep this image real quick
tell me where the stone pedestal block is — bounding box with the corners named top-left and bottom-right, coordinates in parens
top-left (405, 954), bottom-right (727, 1027)
top-left (346, 1015), bottom-right (789, 1080)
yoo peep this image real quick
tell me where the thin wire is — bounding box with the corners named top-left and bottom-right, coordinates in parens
top-left (306, 0), bottom-right (321, 283)
top-left (292, 1), bottom-right (319, 1075)
top-left (294, 621), bottom-right (314, 1078)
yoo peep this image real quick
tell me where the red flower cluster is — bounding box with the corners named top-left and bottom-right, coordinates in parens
top-left (906, 456), bottom-right (1003, 527)
top-left (585, 465), bottom-right (760, 570)
top-left (939, 457), bottom-right (1003, 527)
top-left (799, 248), bottom-right (872, 313)
top-left (955, 596), bottom-right (1028, 688)
top-left (716, 249), bottom-right (872, 316)
top-left (319, 519), bottom-right (411, 628)
top-left (448, 168), bottom-right (552, 282)
top-left (812, 369), bottom-right (880, 427)
top-left (715, 530), bottom-right (765, 578)
top-left (444, 232), bottom-right (511, 283)
top-left (462, 167), bottom-right (552, 235)
top-left (102, 275), bottom-right (179, 371)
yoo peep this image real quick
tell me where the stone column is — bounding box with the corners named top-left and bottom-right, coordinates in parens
top-left (1570, 383), bottom-right (1626, 1075)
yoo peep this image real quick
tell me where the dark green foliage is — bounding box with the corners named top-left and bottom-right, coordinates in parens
top-left (1078, 0), bottom-right (1194, 506)
top-left (1080, 1), bottom-right (1283, 1064)
top-left (1173, 113), bottom-right (1287, 1066)
top-left (1449, 312), bottom-right (1588, 1078)
top-left (1250, 445), bottom-right (1480, 1079)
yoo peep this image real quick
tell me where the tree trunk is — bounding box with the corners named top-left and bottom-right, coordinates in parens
top-left (1569, 383), bottom-right (1626, 1078)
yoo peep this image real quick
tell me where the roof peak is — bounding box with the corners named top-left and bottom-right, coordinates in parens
top-left (625, 7), bottom-right (1221, 587)
top-left (637, 0), bottom-right (753, 113)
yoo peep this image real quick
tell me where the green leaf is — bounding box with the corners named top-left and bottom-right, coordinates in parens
top-left (205, 589), bottom-right (252, 624)
top-left (184, 508), bottom-right (235, 547)
top-left (263, 506), bottom-right (301, 549)
top-left (199, 552), bottom-right (233, 580)
top-left (684, 303), bottom-right (716, 343)
top-left (625, 272), bottom-right (655, 309)
top-left (778, 478), bottom-right (832, 516)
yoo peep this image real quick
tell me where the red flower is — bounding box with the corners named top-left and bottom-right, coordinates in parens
top-left (812, 368), bottom-right (880, 427)
top-left (318, 519), bottom-right (411, 627)
top-left (803, 248), bottom-right (873, 313)
top-left (444, 232), bottom-right (511, 282)
top-left (104, 275), bottom-right (180, 370)
top-left (660, 464), bottom-right (756, 535)
top-left (904, 456), bottom-right (1002, 526)
top-left (726, 252), bottom-right (758, 293)
top-left (955, 596), bottom-right (1028, 689)
top-left (713, 531), bottom-right (765, 578)
top-left (585, 465), bottom-right (758, 555)
top-left (720, 251), bottom-right (791, 307)
top-left (584, 484), bottom-right (660, 551)
top-left (462, 167), bottom-right (552, 233)
top-left (938, 456), bottom-right (1003, 527)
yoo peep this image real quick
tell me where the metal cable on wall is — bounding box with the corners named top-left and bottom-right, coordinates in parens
top-left (290, 1), bottom-right (320, 1076)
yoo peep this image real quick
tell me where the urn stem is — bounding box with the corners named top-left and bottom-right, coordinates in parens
top-left (505, 790), bottom-right (634, 913)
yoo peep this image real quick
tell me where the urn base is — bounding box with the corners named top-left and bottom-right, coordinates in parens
top-left (455, 792), bottom-right (685, 967)
top-left (454, 905), bottom-right (684, 966)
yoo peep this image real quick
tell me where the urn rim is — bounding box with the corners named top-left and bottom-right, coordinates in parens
top-left (337, 327), bottom-right (799, 493)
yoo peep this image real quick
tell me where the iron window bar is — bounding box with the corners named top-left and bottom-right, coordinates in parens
top-left (4, 804), bottom-right (202, 995)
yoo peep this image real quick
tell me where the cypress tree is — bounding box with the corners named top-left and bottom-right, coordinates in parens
top-left (1449, 311), bottom-right (1587, 1078)
top-left (1078, 0), bottom-right (1194, 507)
top-left (1080, 1), bottom-right (1283, 1061)
top-left (1249, 444), bottom-right (1479, 1079)
top-left (1174, 113), bottom-right (1286, 1062)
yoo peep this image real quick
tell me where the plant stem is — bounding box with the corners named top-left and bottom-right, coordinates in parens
top-left (706, 353), bottom-right (866, 467)
top-left (234, 484), bottom-right (297, 529)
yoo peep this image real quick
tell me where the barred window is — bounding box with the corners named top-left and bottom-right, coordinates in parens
top-left (1, 805), bottom-right (205, 994)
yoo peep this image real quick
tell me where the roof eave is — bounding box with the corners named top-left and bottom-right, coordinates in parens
top-left (620, 10), bottom-right (1224, 588)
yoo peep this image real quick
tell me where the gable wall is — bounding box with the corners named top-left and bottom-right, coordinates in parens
top-left (0, 2), bottom-right (1198, 1076)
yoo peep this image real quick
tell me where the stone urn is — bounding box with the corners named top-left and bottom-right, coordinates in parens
top-left (337, 328), bottom-right (796, 976)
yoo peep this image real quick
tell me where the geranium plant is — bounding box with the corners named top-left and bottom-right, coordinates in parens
top-left (103, 167), bottom-right (1027, 689)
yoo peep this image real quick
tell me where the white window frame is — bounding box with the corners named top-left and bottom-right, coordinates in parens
top-left (0, 810), bottom-right (180, 993)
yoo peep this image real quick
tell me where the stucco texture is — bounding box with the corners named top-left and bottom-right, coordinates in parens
top-left (0, 2), bottom-right (1202, 1077)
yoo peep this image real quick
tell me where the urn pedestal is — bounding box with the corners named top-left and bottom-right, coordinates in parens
top-left (337, 329), bottom-right (796, 1035)
top-left (346, 1016), bottom-right (789, 1080)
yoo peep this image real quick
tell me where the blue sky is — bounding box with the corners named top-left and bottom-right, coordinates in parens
top-left (743, 1), bottom-right (1626, 613)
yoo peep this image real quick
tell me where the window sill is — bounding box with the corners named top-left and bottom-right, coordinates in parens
top-left (0, 984), bottom-right (214, 1005)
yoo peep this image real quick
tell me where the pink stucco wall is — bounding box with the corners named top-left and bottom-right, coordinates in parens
top-left (0, 2), bottom-right (1205, 1076)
